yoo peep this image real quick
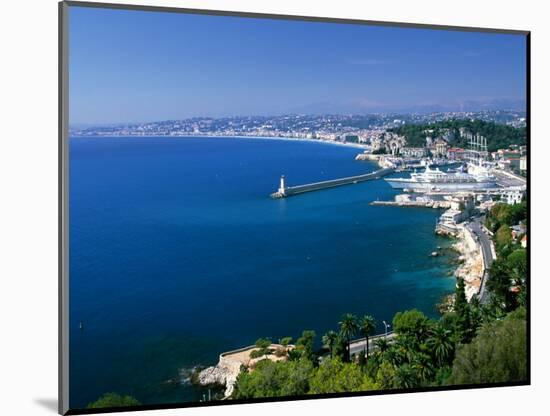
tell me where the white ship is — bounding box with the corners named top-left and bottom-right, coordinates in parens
top-left (385, 164), bottom-right (498, 191)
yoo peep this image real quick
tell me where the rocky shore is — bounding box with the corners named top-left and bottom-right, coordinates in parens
top-left (453, 226), bottom-right (484, 300)
top-left (196, 344), bottom-right (293, 398)
top-left (197, 360), bottom-right (241, 398)
top-left (437, 224), bottom-right (483, 301)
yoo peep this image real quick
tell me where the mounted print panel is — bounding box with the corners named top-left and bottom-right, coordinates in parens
top-left (59, 1), bottom-right (530, 414)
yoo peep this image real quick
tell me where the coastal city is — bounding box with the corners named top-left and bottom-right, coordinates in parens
top-left (74, 110), bottom-right (528, 403)
top-left (65, 4), bottom-right (528, 411)
top-left (70, 110), bottom-right (526, 140)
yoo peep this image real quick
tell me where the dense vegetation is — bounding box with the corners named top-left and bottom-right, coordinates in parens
top-left (231, 205), bottom-right (528, 398)
top-left (447, 308), bottom-right (527, 385)
top-left (233, 302), bottom-right (526, 399)
top-left (388, 119), bottom-right (526, 151)
top-left (486, 200), bottom-right (527, 236)
top-left (485, 201), bottom-right (528, 313)
top-left (86, 393), bottom-right (141, 409)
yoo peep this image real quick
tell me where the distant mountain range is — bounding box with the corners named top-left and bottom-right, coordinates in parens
top-left (291, 98), bottom-right (526, 115)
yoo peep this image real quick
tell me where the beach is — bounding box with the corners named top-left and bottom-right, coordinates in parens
top-left (70, 132), bottom-right (370, 149)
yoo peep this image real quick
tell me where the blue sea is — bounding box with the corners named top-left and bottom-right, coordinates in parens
top-left (69, 137), bottom-right (455, 408)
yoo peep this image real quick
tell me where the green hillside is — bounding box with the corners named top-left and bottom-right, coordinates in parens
top-left (388, 119), bottom-right (526, 151)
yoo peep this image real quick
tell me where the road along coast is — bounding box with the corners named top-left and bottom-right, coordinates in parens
top-left (436, 217), bottom-right (495, 302)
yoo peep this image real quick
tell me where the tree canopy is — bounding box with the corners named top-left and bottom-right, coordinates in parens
top-left (388, 119), bottom-right (525, 151)
top-left (309, 357), bottom-right (378, 394)
top-left (486, 201), bottom-right (527, 234)
top-left (392, 309), bottom-right (433, 343)
top-left (447, 308), bottom-right (527, 385)
top-left (86, 393), bottom-right (141, 409)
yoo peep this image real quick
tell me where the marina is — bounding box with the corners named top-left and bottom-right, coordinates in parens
top-left (359, 137), bottom-right (524, 305)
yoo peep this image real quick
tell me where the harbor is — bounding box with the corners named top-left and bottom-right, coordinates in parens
top-left (268, 132), bottom-right (526, 306)
top-left (363, 135), bottom-right (525, 303)
top-left (268, 136), bottom-right (524, 303)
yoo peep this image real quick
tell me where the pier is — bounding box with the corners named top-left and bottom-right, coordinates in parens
top-left (270, 167), bottom-right (394, 198)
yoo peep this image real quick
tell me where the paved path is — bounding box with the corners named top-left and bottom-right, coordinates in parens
top-left (465, 216), bottom-right (495, 304)
top-left (492, 169), bottom-right (527, 188)
top-left (349, 332), bottom-right (396, 357)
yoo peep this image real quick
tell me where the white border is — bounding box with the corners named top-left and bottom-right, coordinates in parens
top-left (1, 1), bottom-right (547, 415)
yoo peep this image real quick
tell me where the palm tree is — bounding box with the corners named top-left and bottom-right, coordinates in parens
top-left (374, 337), bottom-right (390, 355)
top-left (384, 346), bottom-right (403, 368)
top-left (339, 313), bottom-right (359, 361)
top-left (360, 315), bottom-right (376, 359)
top-left (322, 330), bottom-right (338, 358)
top-left (427, 325), bottom-right (455, 367)
top-left (388, 338), bottom-right (412, 367)
top-left (393, 364), bottom-right (418, 389)
top-left (411, 353), bottom-right (435, 383)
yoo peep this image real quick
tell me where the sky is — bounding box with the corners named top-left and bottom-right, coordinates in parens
top-left (68, 6), bottom-right (527, 125)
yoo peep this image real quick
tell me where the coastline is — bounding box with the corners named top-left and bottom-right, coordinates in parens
top-left (197, 343), bottom-right (295, 398)
top-left (437, 224), bottom-right (485, 301)
top-left (195, 224), bottom-right (482, 399)
top-left (69, 134), bottom-right (370, 150)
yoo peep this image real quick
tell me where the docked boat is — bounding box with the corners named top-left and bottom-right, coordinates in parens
top-left (385, 163), bottom-right (498, 191)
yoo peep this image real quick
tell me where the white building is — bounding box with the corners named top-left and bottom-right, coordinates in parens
top-left (440, 209), bottom-right (463, 225)
top-left (447, 194), bottom-right (475, 213)
top-left (520, 156), bottom-right (527, 172)
top-left (401, 147), bottom-right (427, 158)
top-left (439, 194), bottom-right (475, 225)
top-left (431, 138), bottom-right (449, 157)
top-left (502, 189), bottom-right (524, 205)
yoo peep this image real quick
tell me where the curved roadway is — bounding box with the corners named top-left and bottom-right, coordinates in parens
top-left (464, 216), bottom-right (495, 304)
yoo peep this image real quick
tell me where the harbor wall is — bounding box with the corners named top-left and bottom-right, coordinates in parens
top-left (271, 167), bottom-right (393, 198)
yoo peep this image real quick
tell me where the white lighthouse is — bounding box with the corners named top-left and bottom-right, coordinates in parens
top-left (278, 175), bottom-right (286, 196)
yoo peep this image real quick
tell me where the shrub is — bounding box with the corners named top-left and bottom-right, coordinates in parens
top-left (447, 308), bottom-right (527, 385)
top-left (86, 393), bottom-right (140, 409)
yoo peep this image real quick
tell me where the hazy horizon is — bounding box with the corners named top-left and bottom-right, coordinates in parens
top-left (68, 108), bottom-right (527, 129)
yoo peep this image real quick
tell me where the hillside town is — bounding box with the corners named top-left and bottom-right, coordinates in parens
top-left (70, 110), bottom-right (526, 139)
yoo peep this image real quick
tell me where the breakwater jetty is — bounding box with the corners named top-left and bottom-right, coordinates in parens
top-left (270, 167), bottom-right (394, 198)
